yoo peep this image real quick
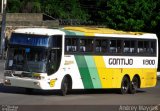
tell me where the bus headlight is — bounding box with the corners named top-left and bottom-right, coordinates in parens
top-left (4, 70), bottom-right (13, 77)
top-left (4, 79), bottom-right (11, 85)
top-left (33, 73), bottom-right (45, 80)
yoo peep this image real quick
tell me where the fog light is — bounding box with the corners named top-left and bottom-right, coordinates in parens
top-left (4, 79), bottom-right (11, 85)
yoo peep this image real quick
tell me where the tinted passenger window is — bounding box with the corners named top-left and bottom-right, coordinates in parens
top-left (109, 40), bottom-right (122, 53)
top-left (124, 40), bottom-right (136, 53)
top-left (65, 38), bottom-right (78, 52)
top-left (80, 39), bottom-right (93, 52)
top-left (144, 41), bottom-right (150, 53)
top-left (95, 39), bottom-right (108, 53)
top-left (151, 41), bottom-right (156, 54)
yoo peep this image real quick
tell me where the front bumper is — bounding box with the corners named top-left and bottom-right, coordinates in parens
top-left (4, 76), bottom-right (56, 90)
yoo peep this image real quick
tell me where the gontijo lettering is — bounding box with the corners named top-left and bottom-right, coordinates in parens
top-left (109, 58), bottom-right (133, 65)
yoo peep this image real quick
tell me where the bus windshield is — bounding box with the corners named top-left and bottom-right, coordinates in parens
top-left (5, 47), bottom-right (47, 73)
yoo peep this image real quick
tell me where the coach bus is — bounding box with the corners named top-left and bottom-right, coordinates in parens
top-left (4, 27), bottom-right (158, 96)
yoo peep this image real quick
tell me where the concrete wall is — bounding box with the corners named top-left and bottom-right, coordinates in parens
top-left (0, 13), bottom-right (59, 28)
top-left (0, 13), bottom-right (60, 38)
top-left (5, 20), bottom-right (59, 27)
top-left (0, 13), bottom-right (43, 21)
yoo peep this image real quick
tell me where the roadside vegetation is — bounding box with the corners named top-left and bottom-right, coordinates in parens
top-left (6, 0), bottom-right (160, 35)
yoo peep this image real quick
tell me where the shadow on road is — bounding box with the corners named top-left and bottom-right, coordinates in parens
top-left (0, 83), bottom-right (146, 96)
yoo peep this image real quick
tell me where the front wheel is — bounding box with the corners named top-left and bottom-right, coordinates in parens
top-left (60, 78), bottom-right (68, 96)
top-left (120, 76), bottom-right (130, 94)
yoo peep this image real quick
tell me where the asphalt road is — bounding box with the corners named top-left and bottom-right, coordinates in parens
top-left (0, 60), bottom-right (160, 111)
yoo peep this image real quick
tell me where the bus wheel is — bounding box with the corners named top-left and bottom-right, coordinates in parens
top-left (120, 76), bottom-right (130, 94)
top-left (129, 76), bottom-right (139, 94)
top-left (60, 77), bottom-right (68, 96)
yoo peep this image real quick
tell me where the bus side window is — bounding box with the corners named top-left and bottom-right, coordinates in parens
top-left (130, 40), bottom-right (136, 53)
top-left (110, 40), bottom-right (117, 53)
top-left (144, 41), bottom-right (150, 53)
top-left (80, 39), bottom-right (93, 52)
top-left (151, 41), bottom-right (156, 54)
top-left (138, 41), bottom-right (144, 54)
top-left (124, 40), bottom-right (130, 53)
top-left (95, 40), bottom-right (102, 52)
top-left (95, 39), bottom-right (108, 53)
top-left (80, 39), bottom-right (85, 52)
top-left (65, 38), bottom-right (78, 52)
top-left (80, 46), bottom-right (86, 52)
top-left (117, 40), bottom-right (122, 53)
top-left (109, 40), bottom-right (122, 53)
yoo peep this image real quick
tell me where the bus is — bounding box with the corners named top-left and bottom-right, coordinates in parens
top-left (4, 27), bottom-right (158, 96)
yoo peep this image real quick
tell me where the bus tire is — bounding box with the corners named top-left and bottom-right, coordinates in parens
top-left (129, 76), bottom-right (139, 94)
top-left (120, 76), bottom-right (130, 94)
top-left (60, 77), bottom-right (68, 96)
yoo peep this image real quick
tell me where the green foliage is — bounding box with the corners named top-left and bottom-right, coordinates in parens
top-left (5, 0), bottom-right (160, 33)
top-left (43, 0), bottom-right (89, 21)
top-left (98, 0), bottom-right (158, 32)
top-left (20, 0), bottom-right (42, 13)
top-left (7, 0), bottom-right (21, 12)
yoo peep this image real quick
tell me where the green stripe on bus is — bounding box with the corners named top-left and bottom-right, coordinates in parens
top-left (61, 29), bottom-right (76, 35)
top-left (75, 55), bottom-right (94, 89)
top-left (62, 29), bottom-right (85, 36)
top-left (84, 56), bottom-right (102, 88)
top-left (73, 31), bottom-right (84, 35)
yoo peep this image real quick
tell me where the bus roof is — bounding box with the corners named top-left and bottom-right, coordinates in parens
top-left (13, 27), bottom-right (157, 39)
top-left (63, 26), bottom-right (157, 39)
top-left (13, 28), bottom-right (65, 36)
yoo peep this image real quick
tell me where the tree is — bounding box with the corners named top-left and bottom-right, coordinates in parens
top-left (97, 0), bottom-right (159, 32)
top-left (7, 0), bottom-right (42, 13)
top-left (5, 0), bottom-right (160, 34)
top-left (43, 0), bottom-right (89, 21)
top-left (20, 0), bottom-right (42, 13)
top-left (7, 0), bottom-right (21, 12)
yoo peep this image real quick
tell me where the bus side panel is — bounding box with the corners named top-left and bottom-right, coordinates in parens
top-left (111, 68), bottom-right (123, 88)
top-left (94, 56), bottom-right (127, 89)
top-left (84, 56), bottom-right (102, 88)
top-left (93, 56), bottom-right (114, 88)
top-left (75, 55), bottom-right (94, 89)
top-left (141, 68), bottom-right (157, 88)
top-left (64, 55), bottom-right (84, 89)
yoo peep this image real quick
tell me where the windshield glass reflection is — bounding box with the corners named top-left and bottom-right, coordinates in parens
top-left (5, 47), bottom-right (47, 73)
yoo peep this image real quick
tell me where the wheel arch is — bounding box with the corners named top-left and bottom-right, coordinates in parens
top-left (123, 74), bottom-right (131, 82)
top-left (63, 74), bottom-right (72, 90)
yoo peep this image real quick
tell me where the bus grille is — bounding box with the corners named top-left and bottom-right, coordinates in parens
top-left (13, 72), bottom-right (32, 78)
